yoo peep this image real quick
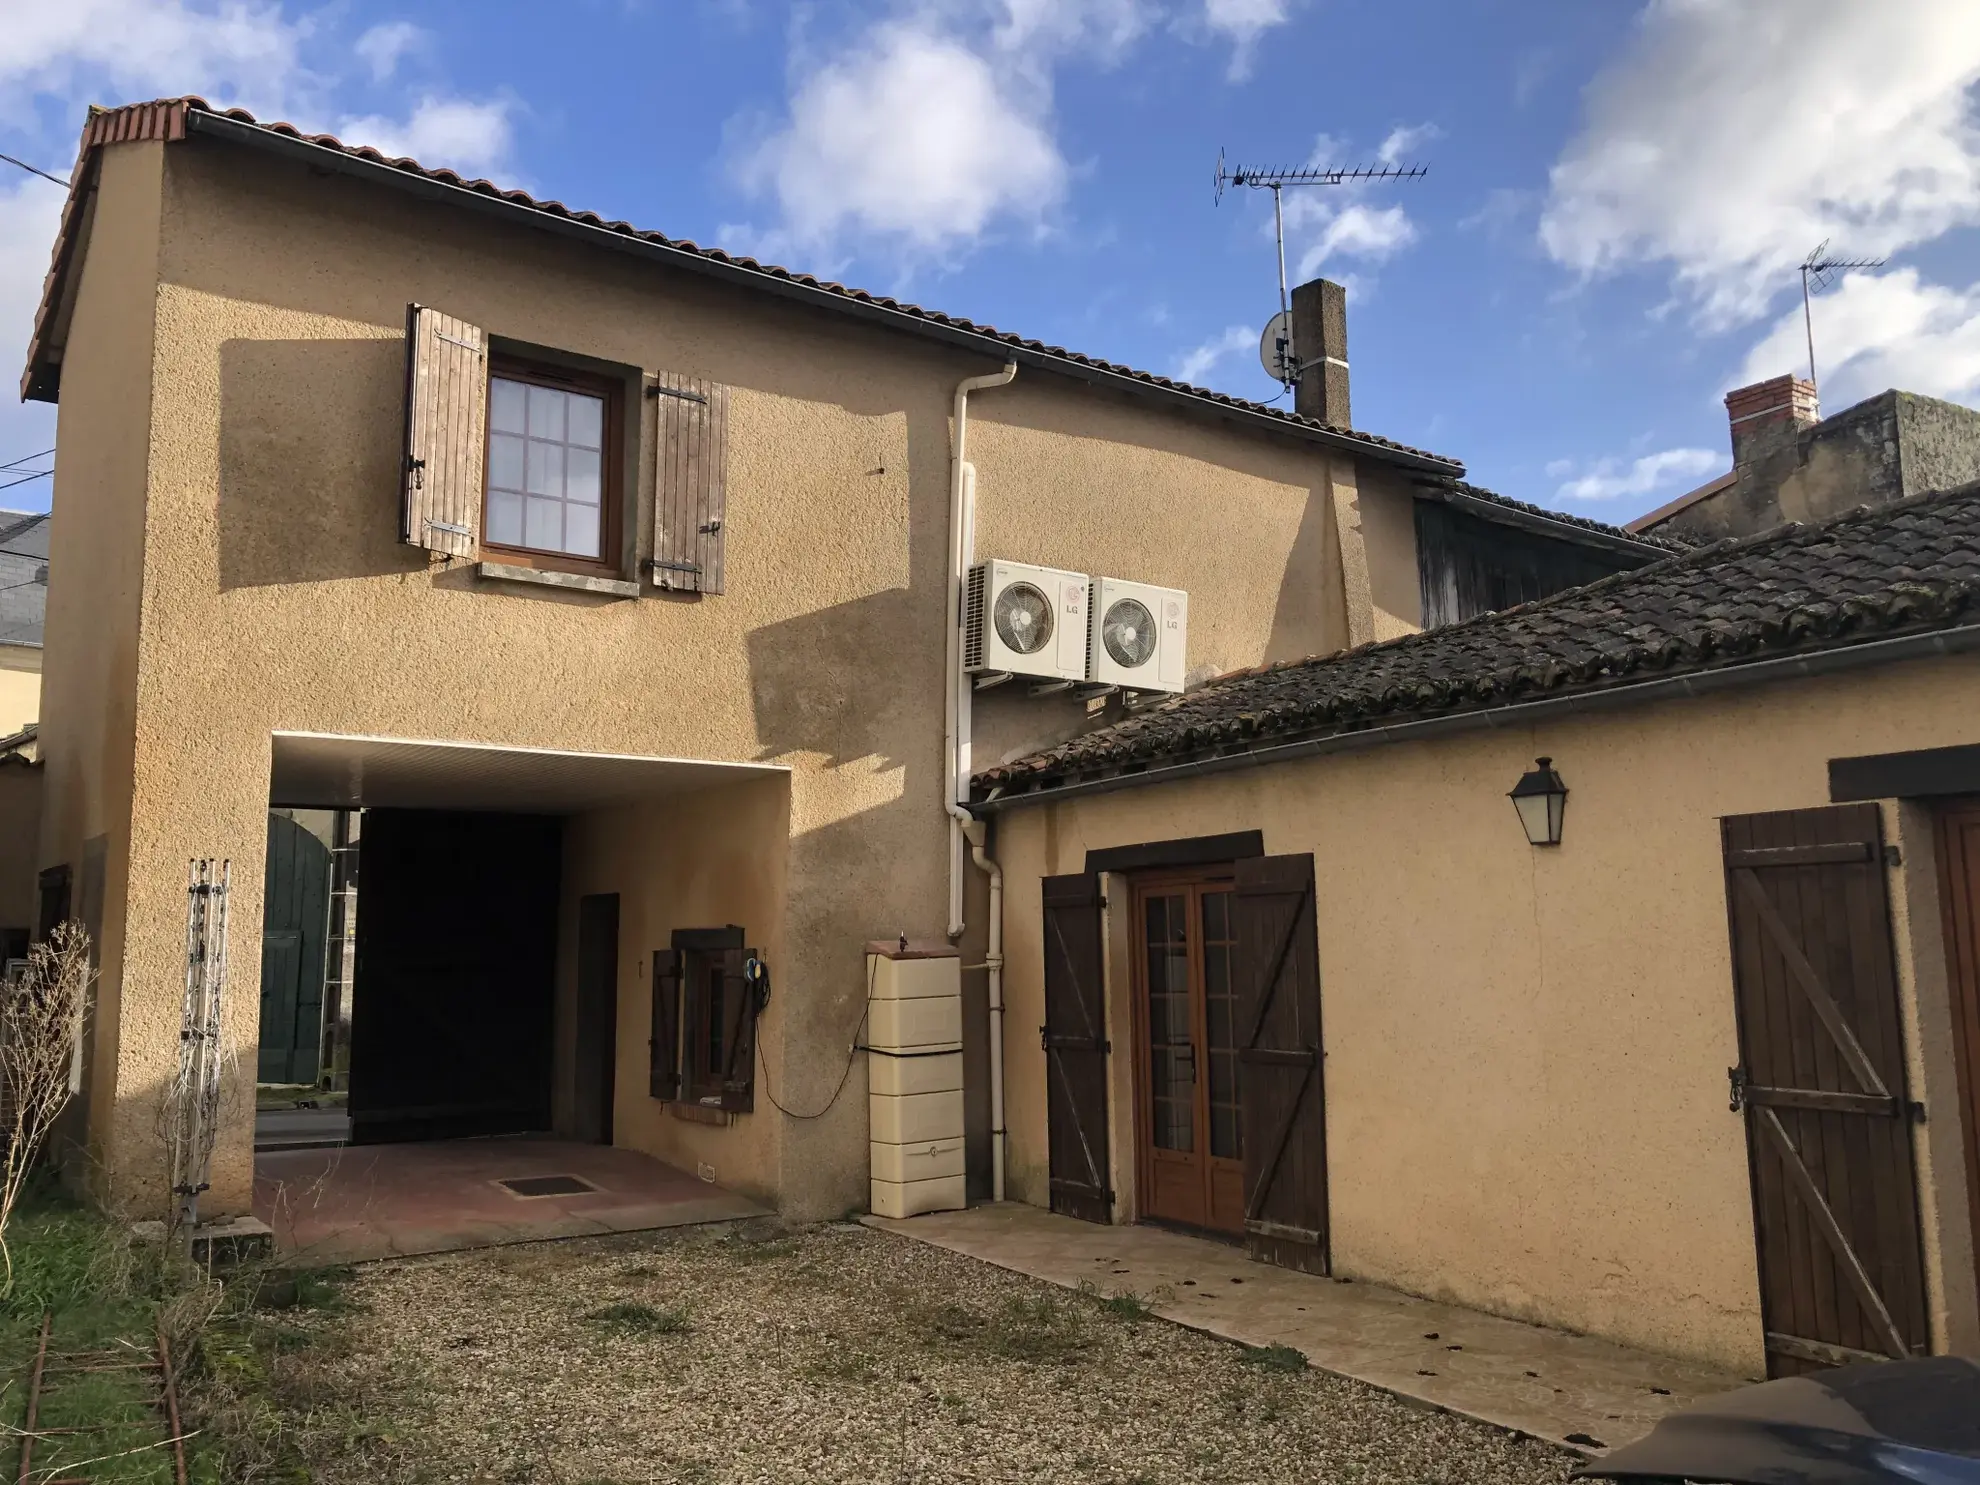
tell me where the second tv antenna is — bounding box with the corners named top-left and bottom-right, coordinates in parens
top-left (1798, 239), bottom-right (1884, 396)
top-left (1215, 149), bottom-right (1426, 391)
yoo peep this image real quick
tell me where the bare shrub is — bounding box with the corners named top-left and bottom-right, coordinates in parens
top-left (0, 920), bottom-right (93, 1293)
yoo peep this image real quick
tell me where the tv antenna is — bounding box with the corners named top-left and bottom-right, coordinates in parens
top-left (1798, 239), bottom-right (1884, 394)
top-left (1215, 148), bottom-right (1427, 389)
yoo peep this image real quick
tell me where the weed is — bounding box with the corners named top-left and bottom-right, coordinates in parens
top-left (1238, 1342), bottom-right (1308, 1373)
top-left (806, 1349), bottom-right (880, 1383)
top-left (585, 1300), bottom-right (692, 1335)
top-left (1096, 1289), bottom-right (1155, 1322)
top-left (910, 1293), bottom-right (1093, 1365)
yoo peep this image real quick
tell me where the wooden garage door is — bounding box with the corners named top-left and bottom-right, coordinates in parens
top-left (1233, 853), bottom-right (1329, 1276)
top-left (1042, 873), bottom-right (1112, 1223)
top-left (1721, 804), bottom-right (1928, 1375)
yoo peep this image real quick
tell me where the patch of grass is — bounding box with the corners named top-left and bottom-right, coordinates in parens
top-left (1077, 1281), bottom-right (1155, 1322)
top-left (1238, 1341), bottom-right (1308, 1373)
top-left (805, 1349), bottom-right (880, 1384)
top-left (910, 1293), bottom-right (1094, 1365)
top-left (585, 1300), bottom-right (692, 1335)
top-left (253, 1265), bottom-right (355, 1314)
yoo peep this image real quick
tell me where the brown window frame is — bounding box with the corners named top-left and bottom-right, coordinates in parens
top-left (682, 947), bottom-right (730, 1105)
top-left (481, 356), bottom-right (625, 578)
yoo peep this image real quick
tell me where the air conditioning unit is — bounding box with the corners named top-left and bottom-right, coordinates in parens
top-left (1088, 577), bottom-right (1188, 693)
top-left (964, 560), bottom-right (1090, 682)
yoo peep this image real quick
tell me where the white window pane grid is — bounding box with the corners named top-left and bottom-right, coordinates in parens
top-left (485, 375), bottom-right (609, 559)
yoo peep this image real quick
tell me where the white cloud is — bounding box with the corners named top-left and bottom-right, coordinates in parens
top-left (0, 177), bottom-right (65, 497)
top-left (735, 23), bottom-right (1066, 259)
top-left (1280, 126), bottom-right (1433, 280)
top-left (354, 20), bottom-right (423, 83)
top-left (1202, 0), bottom-right (1291, 78)
top-left (1738, 266), bottom-right (1980, 409)
top-left (1553, 447), bottom-right (1721, 503)
top-left (735, 0), bottom-right (1301, 264)
top-left (1540, 0), bottom-right (1980, 329)
top-left (1173, 323), bottom-right (1253, 384)
top-left (336, 97), bottom-right (514, 177)
top-left (0, 0), bottom-right (314, 123)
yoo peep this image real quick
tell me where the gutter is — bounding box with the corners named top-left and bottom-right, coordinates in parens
top-left (177, 111), bottom-right (1463, 479)
top-left (972, 621), bottom-right (1980, 812)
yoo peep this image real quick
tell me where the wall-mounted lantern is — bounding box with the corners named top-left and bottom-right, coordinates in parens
top-left (1509, 757), bottom-right (1568, 847)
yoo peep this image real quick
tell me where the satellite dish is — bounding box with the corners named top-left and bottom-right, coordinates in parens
top-left (1259, 311), bottom-right (1293, 385)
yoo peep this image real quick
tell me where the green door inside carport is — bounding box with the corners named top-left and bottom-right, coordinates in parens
top-left (259, 811), bottom-right (332, 1085)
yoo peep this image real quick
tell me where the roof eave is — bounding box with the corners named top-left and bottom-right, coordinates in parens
top-left (1414, 481), bottom-right (1672, 559)
top-left (972, 619), bottom-right (1980, 812)
top-left (31, 107), bottom-right (1461, 476)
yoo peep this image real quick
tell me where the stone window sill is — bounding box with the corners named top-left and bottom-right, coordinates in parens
top-left (476, 561), bottom-right (639, 599)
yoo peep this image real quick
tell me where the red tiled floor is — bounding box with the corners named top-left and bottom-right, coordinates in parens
top-left (254, 1137), bottom-right (766, 1263)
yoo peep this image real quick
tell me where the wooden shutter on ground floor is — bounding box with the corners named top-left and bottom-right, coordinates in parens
top-left (1233, 853), bottom-right (1329, 1276)
top-left (1042, 873), bottom-right (1111, 1223)
top-left (650, 373), bottom-right (729, 594)
top-left (716, 946), bottom-right (759, 1113)
top-left (1722, 804), bottom-right (1928, 1376)
top-left (650, 948), bottom-right (683, 1100)
top-left (401, 305), bottom-right (488, 559)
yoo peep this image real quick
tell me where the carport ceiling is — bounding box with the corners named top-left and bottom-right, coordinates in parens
top-left (270, 732), bottom-right (787, 813)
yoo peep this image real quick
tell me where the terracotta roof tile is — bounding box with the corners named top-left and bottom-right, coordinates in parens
top-left (24, 98), bottom-right (1463, 475)
top-left (974, 482), bottom-right (1980, 802)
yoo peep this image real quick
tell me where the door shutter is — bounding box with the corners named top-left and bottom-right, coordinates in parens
top-left (1042, 873), bottom-right (1111, 1223)
top-left (716, 946), bottom-right (759, 1113)
top-left (650, 948), bottom-right (683, 1100)
top-left (1232, 853), bottom-right (1329, 1276)
top-left (1722, 804), bottom-right (1929, 1375)
top-left (401, 304), bottom-right (487, 558)
top-left (650, 373), bottom-right (729, 594)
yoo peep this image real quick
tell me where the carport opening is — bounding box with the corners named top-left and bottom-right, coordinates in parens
top-left (256, 732), bottom-right (785, 1159)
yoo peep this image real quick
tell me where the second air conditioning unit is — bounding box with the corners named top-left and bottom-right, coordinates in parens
top-left (964, 560), bottom-right (1090, 682)
top-left (1088, 577), bottom-right (1188, 693)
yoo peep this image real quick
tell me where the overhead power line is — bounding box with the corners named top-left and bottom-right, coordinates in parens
top-left (0, 152), bottom-right (67, 187)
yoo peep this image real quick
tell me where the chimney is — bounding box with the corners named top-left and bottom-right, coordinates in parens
top-left (1725, 374), bottom-right (1819, 466)
top-left (1290, 277), bottom-right (1349, 427)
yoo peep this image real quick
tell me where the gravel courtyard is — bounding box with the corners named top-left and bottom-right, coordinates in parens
top-left (279, 1218), bottom-right (1578, 1485)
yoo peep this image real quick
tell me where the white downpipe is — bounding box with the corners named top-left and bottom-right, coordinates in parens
top-left (965, 819), bottom-right (1006, 1201)
top-left (944, 362), bottom-right (1017, 938)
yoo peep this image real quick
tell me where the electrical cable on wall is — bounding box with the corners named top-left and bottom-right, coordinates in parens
top-left (753, 954), bottom-right (873, 1121)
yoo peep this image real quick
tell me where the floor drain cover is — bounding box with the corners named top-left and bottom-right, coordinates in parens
top-left (497, 1174), bottom-right (598, 1198)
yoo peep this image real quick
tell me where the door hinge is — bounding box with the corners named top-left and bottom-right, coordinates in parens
top-left (647, 384), bottom-right (710, 405)
top-left (1727, 1065), bottom-right (1747, 1113)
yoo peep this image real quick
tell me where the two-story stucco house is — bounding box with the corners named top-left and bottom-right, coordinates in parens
top-left (18, 98), bottom-right (1672, 1246)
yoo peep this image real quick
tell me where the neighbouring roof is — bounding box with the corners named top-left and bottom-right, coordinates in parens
top-left (22, 98), bottom-right (1463, 478)
top-left (0, 723), bottom-right (37, 765)
top-left (974, 481), bottom-right (1980, 805)
top-left (1414, 478), bottom-right (1689, 558)
top-left (0, 510), bottom-right (49, 648)
top-left (1628, 470), bottom-right (1735, 534)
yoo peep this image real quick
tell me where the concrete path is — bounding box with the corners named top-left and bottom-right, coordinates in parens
top-left (257, 1137), bottom-right (765, 1264)
top-left (866, 1203), bottom-right (1750, 1454)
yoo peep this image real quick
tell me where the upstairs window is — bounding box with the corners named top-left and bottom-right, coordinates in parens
top-left (484, 363), bottom-right (620, 571)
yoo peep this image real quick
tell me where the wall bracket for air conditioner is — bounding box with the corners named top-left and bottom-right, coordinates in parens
top-left (1072, 683), bottom-right (1118, 701)
top-left (1028, 680), bottom-right (1075, 697)
top-left (972, 672), bottom-right (1013, 691)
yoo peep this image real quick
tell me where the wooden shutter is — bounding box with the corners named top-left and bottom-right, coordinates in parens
top-left (650, 373), bottom-right (729, 594)
top-left (1722, 804), bottom-right (1928, 1375)
top-left (650, 948), bottom-right (683, 1100)
top-left (1232, 853), bottom-right (1329, 1276)
top-left (1042, 873), bottom-right (1111, 1223)
top-left (401, 304), bottom-right (488, 558)
top-left (716, 947), bottom-right (759, 1113)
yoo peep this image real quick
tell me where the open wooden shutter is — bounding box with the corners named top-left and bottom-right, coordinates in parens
top-left (716, 946), bottom-right (758, 1113)
top-left (1042, 873), bottom-right (1111, 1223)
top-left (650, 373), bottom-right (729, 594)
top-left (1233, 853), bottom-right (1329, 1276)
top-left (650, 948), bottom-right (683, 1100)
top-left (1722, 804), bottom-right (1929, 1375)
top-left (401, 304), bottom-right (487, 558)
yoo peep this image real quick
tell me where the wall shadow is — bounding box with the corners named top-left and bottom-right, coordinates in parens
top-left (745, 586), bottom-right (933, 770)
top-left (218, 338), bottom-right (424, 591)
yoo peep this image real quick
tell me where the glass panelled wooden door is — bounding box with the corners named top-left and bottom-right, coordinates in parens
top-left (1132, 875), bottom-right (1245, 1233)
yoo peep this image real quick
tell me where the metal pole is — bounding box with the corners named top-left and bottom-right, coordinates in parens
top-left (1272, 183), bottom-right (1292, 388)
top-left (1801, 265), bottom-right (1818, 394)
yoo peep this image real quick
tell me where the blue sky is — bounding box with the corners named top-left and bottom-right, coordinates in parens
top-left (3, 0), bottom-right (1979, 523)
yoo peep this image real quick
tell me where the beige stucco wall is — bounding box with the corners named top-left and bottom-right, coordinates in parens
top-left (0, 646), bottom-right (39, 736)
top-left (557, 773), bottom-right (793, 1205)
top-left (39, 132), bottom-right (1426, 1219)
top-left (34, 140), bottom-right (164, 1206)
top-left (993, 653), bottom-right (1980, 1374)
